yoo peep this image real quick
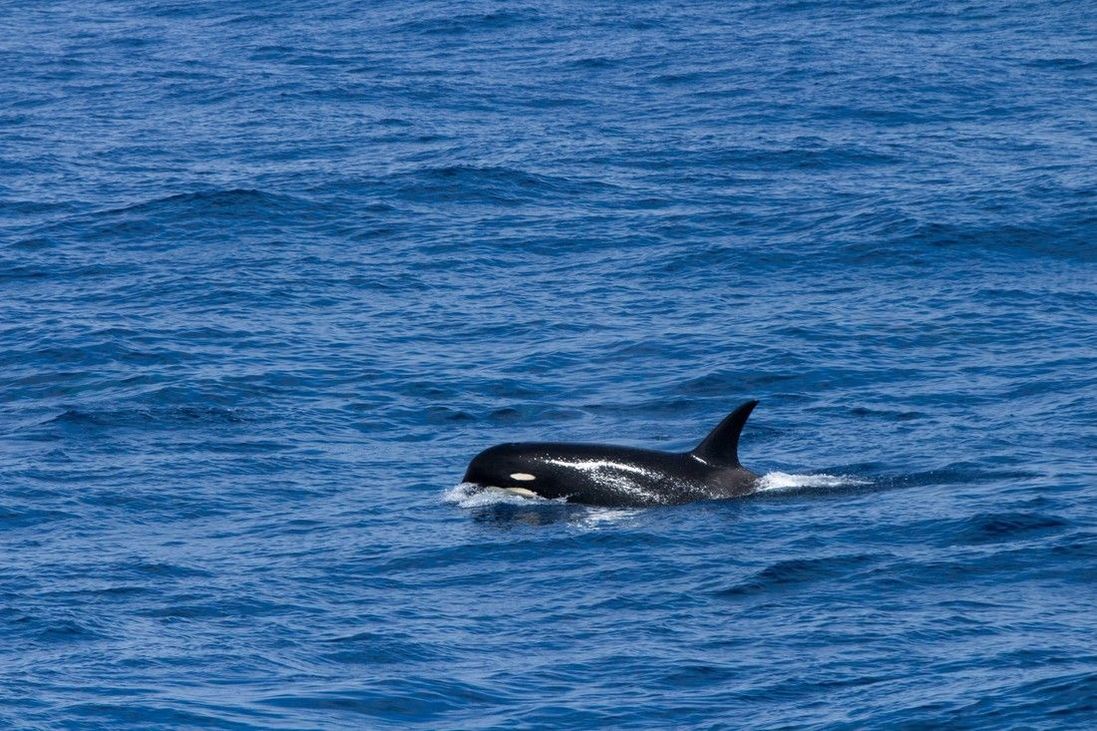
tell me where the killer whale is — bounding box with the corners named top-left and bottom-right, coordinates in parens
top-left (462, 400), bottom-right (760, 507)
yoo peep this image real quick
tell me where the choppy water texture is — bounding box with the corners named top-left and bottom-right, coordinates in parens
top-left (3, 1), bottom-right (1097, 728)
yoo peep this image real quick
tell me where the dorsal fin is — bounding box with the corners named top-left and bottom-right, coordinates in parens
top-left (690, 400), bottom-right (758, 467)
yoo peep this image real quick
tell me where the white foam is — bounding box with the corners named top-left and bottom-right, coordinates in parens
top-left (573, 507), bottom-right (641, 528)
top-left (442, 483), bottom-right (638, 528)
top-left (443, 482), bottom-right (555, 508)
top-left (755, 471), bottom-right (871, 492)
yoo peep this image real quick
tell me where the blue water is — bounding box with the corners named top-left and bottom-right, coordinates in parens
top-left (3, 1), bottom-right (1096, 728)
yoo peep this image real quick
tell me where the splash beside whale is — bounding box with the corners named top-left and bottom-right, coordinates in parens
top-left (462, 400), bottom-right (760, 507)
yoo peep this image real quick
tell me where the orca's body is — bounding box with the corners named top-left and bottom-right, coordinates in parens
top-left (463, 400), bottom-right (760, 507)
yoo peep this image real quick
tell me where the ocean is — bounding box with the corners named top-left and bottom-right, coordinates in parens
top-left (2, 1), bottom-right (1096, 728)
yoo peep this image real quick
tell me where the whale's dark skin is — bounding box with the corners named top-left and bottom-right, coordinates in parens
top-left (463, 400), bottom-right (760, 507)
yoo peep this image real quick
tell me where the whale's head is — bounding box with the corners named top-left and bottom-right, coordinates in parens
top-left (462, 443), bottom-right (558, 499)
top-left (462, 441), bottom-right (682, 505)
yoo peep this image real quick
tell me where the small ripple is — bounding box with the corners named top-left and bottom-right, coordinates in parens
top-left (100, 188), bottom-right (308, 219)
top-left (260, 677), bottom-right (506, 721)
top-left (949, 511), bottom-right (1070, 546)
top-left (383, 164), bottom-right (618, 206)
top-left (1024, 57), bottom-right (1095, 71)
top-left (319, 630), bottom-right (445, 666)
top-left (716, 553), bottom-right (885, 597)
top-left (0, 506), bottom-right (76, 529)
top-left (30, 617), bottom-right (108, 644)
top-left (44, 404), bottom-right (247, 430)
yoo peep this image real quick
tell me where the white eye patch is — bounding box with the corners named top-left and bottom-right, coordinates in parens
top-left (509, 473), bottom-right (536, 481)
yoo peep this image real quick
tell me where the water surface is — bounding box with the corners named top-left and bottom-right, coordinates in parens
top-left (2, 1), bottom-right (1096, 728)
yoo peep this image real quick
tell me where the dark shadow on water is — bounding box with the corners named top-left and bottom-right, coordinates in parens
top-left (467, 500), bottom-right (598, 528)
